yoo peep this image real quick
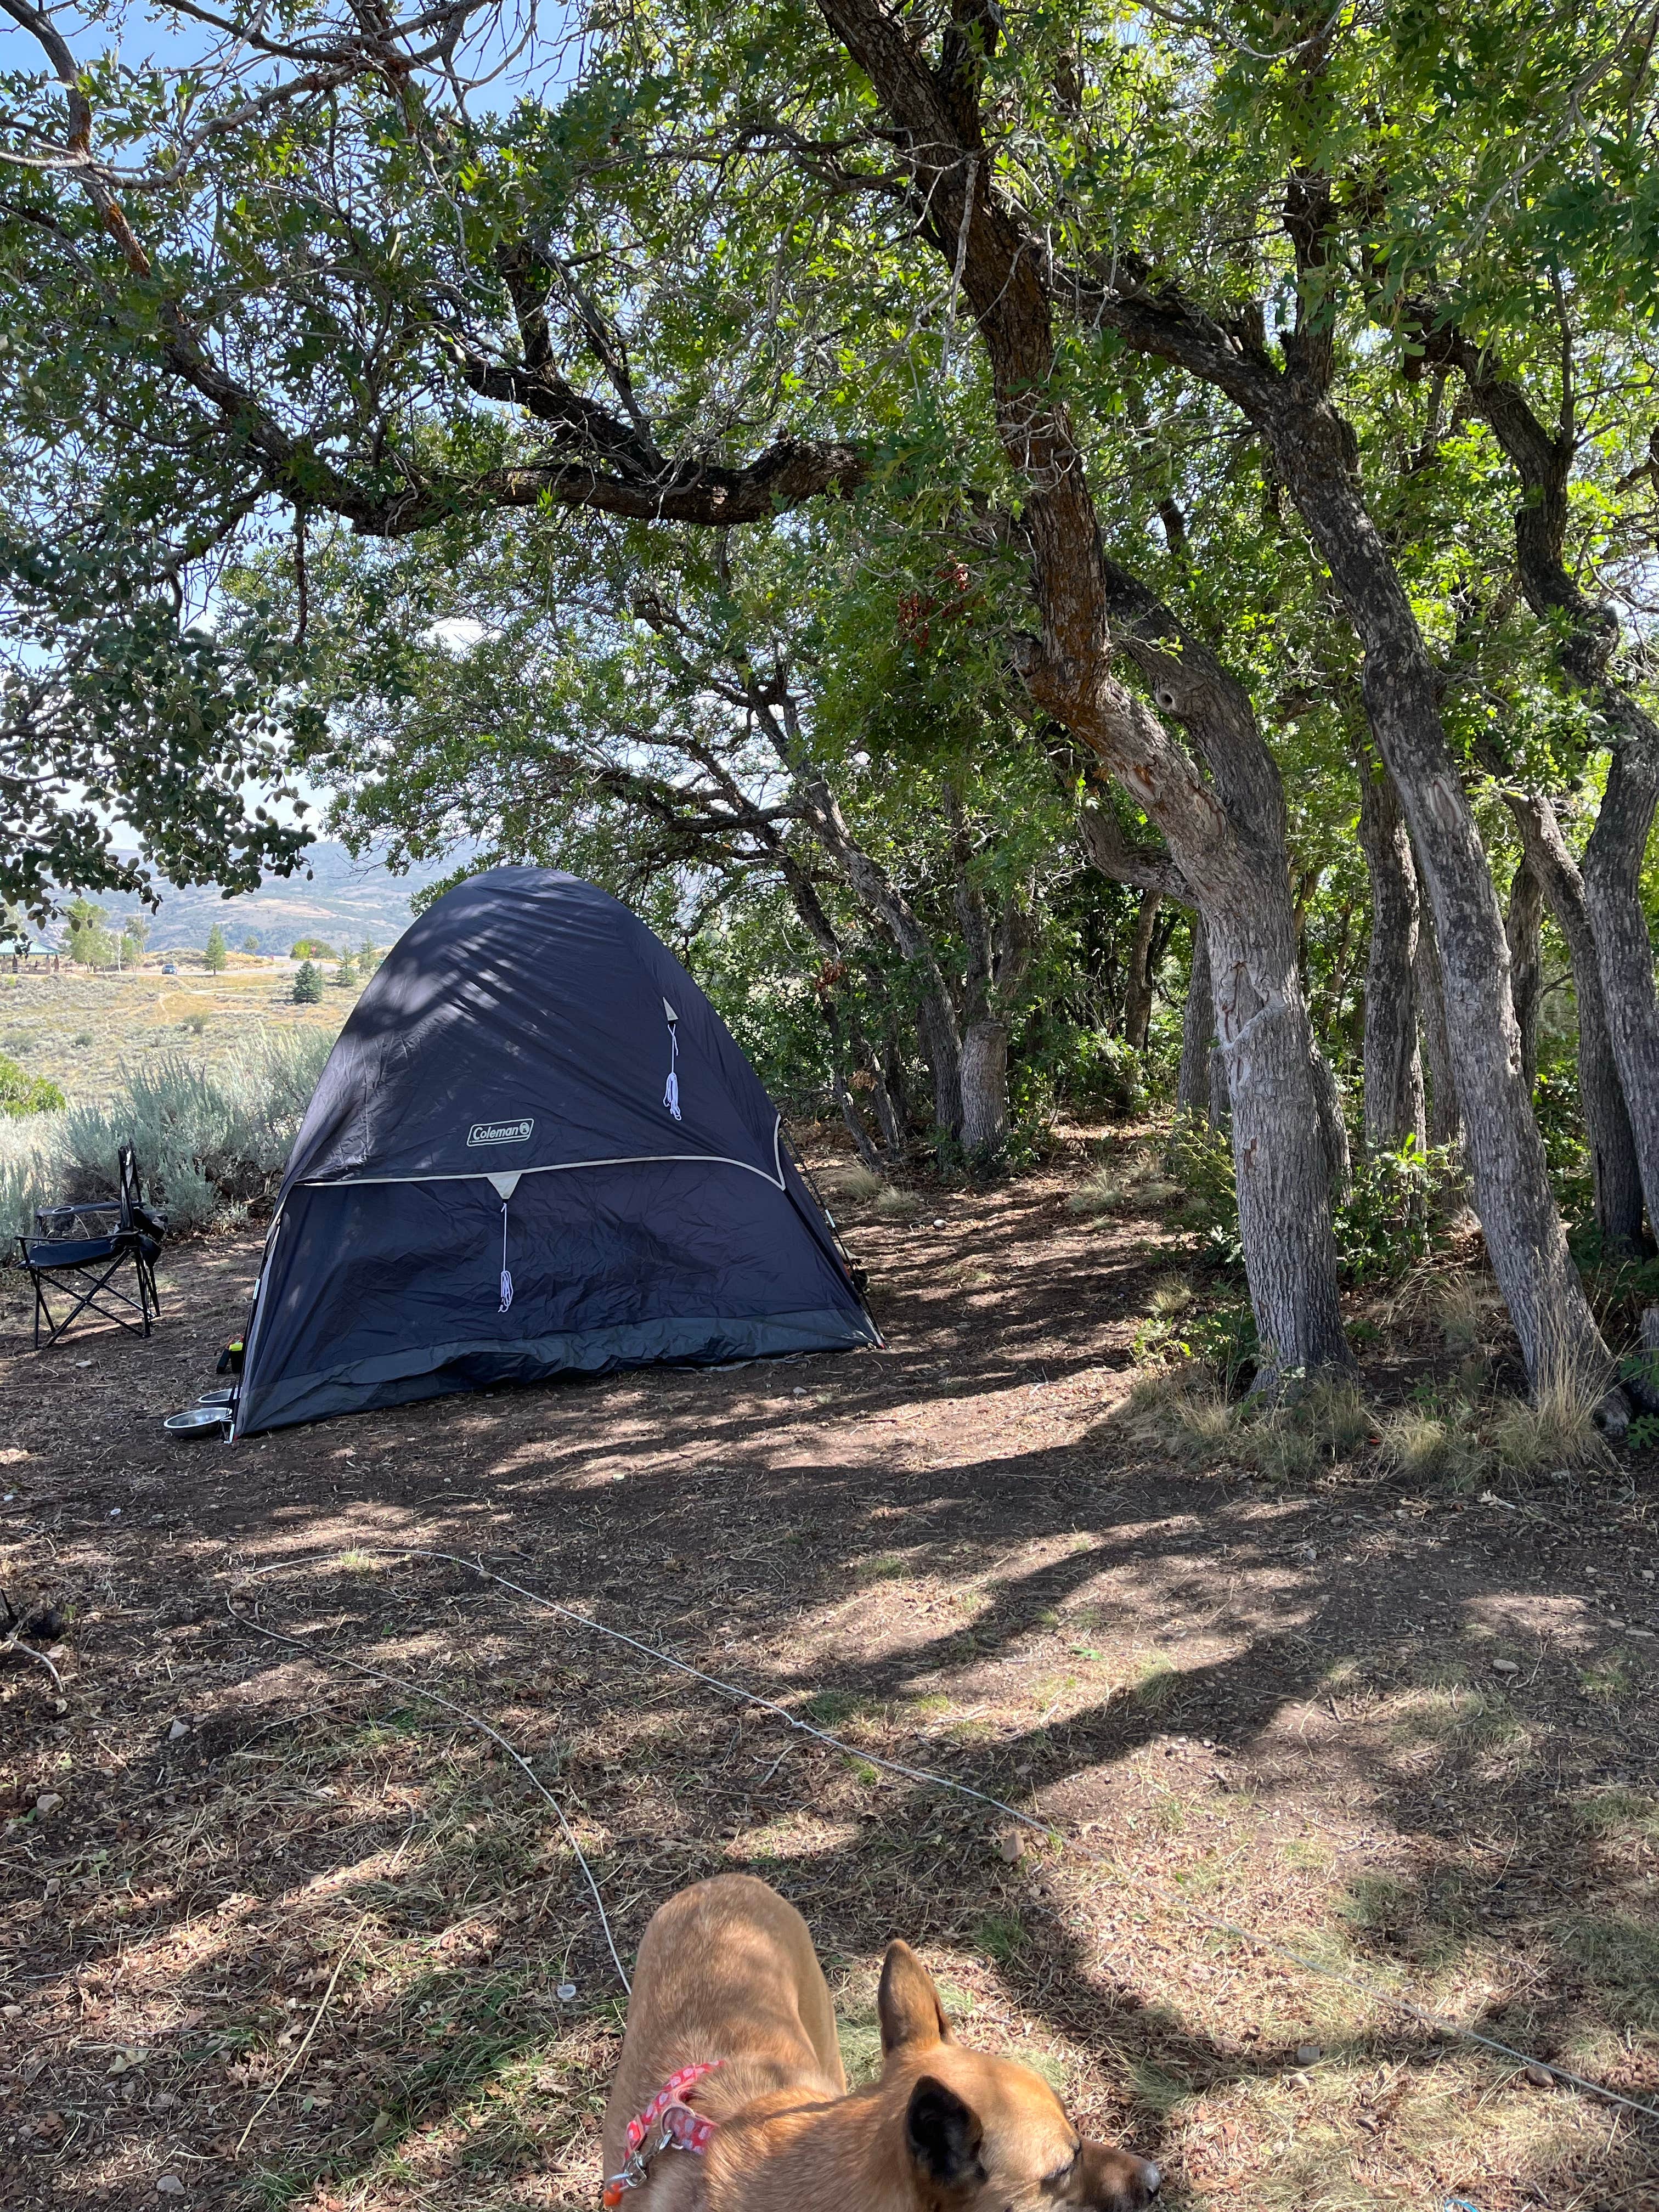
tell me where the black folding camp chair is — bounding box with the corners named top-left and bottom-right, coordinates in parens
top-left (18, 1143), bottom-right (167, 1348)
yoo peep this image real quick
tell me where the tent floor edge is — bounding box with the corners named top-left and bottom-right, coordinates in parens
top-left (237, 1304), bottom-right (878, 1436)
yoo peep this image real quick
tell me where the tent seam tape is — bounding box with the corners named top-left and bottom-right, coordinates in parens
top-left (294, 1147), bottom-right (787, 1194)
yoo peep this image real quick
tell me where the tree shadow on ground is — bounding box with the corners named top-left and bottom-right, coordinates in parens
top-left (4, 1177), bottom-right (1658, 2210)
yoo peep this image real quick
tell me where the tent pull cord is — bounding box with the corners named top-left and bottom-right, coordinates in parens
top-left (498, 1200), bottom-right (514, 1313)
top-left (663, 1020), bottom-right (682, 1122)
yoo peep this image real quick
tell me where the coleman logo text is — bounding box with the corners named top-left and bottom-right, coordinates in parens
top-left (467, 1119), bottom-right (534, 1148)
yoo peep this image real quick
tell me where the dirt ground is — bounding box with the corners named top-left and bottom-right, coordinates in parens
top-left (2, 1131), bottom-right (1657, 2212)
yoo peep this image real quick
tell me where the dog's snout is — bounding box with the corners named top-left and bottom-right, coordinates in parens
top-left (1084, 2141), bottom-right (1159, 2212)
top-left (1084, 2141), bottom-right (1163, 2209)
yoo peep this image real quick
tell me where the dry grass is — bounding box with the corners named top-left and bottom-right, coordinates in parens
top-left (829, 1163), bottom-right (887, 1205)
top-left (1123, 1367), bottom-right (1376, 1484)
top-left (1380, 1404), bottom-right (1486, 1487)
top-left (0, 962), bottom-right (357, 1108)
top-left (1147, 1273), bottom-right (1196, 1320)
top-left (1123, 1364), bottom-right (1237, 1467)
top-left (1489, 1347), bottom-right (1612, 1474)
top-left (872, 1184), bottom-right (923, 1222)
top-left (1067, 1148), bottom-right (1182, 1219)
top-left (1429, 1271), bottom-right (1504, 1355)
top-left (1377, 1266), bottom-right (1504, 1351)
top-left (1068, 1165), bottom-right (1126, 1217)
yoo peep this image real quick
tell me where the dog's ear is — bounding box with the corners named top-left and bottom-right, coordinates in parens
top-left (878, 1940), bottom-right (954, 2055)
top-left (905, 2075), bottom-right (983, 2190)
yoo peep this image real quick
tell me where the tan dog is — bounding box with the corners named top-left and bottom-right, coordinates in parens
top-left (602, 1874), bottom-right (1162, 2210)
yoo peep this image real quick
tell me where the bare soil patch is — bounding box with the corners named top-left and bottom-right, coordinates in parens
top-left (2, 1131), bottom-right (1657, 2211)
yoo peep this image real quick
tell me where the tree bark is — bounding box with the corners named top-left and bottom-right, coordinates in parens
top-left (1505, 791), bottom-right (1646, 1254)
top-left (1178, 922), bottom-right (1212, 1119)
top-left (960, 1020), bottom-right (1012, 1158)
top-left (1581, 734), bottom-right (1659, 1229)
top-left (1125, 889), bottom-right (1161, 1051)
top-left (1504, 859), bottom-right (1545, 1099)
top-left (1205, 900), bottom-right (1348, 1376)
top-left (1414, 919), bottom-right (1461, 1149)
top-left (1076, 588), bottom-right (1348, 1375)
top-left (1209, 1038), bottom-right (1232, 1127)
top-left (1259, 397), bottom-right (1604, 1384)
top-left (1421, 323), bottom-right (1659, 1248)
top-left (1353, 751), bottom-right (1425, 1152)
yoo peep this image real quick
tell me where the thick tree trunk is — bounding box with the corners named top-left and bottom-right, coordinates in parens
top-left (1504, 859), bottom-right (1545, 1098)
top-left (1177, 922), bottom-right (1212, 1118)
top-left (1581, 734), bottom-right (1659, 1232)
top-left (1507, 791), bottom-right (1646, 1254)
top-left (1125, 889), bottom-right (1160, 1051)
top-left (1414, 919), bottom-right (1460, 1149)
top-left (1265, 403), bottom-right (1605, 1386)
top-left (913, 995), bottom-right (966, 1146)
top-left (1354, 751), bottom-right (1425, 1152)
top-left (1087, 571), bottom-right (1349, 1380)
top-left (1206, 896), bottom-right (1350, 1379)
top-left (960, 1019), bottom-right (1011, 1159)
top-left (1209, 1039), bottom-right (1232, 1127)
top-left (1420, 329), bottom-right (1659, 1243)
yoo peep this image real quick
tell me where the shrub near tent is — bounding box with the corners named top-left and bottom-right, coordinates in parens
top-left (233, 869), bottom-right (877, 1436)
top-left (0, 1055), bottom-right (65, 1117)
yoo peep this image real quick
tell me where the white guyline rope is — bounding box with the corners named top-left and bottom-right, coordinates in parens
top-left (232, 1547), bottom-right (1659, 2128)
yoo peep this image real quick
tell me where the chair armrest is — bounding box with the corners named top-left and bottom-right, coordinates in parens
top-left (35, 1201), bottom-right (121, 1237)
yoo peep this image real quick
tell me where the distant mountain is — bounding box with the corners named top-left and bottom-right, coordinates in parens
top-left (76, 844), bottom-right (466, 956)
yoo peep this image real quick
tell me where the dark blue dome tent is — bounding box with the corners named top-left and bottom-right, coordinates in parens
top-left (230, 868), bottom-right (879, 1437)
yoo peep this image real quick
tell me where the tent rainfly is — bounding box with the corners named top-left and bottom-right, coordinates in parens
top-left (232, 868), bottom-right (879, 1436)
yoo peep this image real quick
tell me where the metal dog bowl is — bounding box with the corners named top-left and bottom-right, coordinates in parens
top-left (163, 1405), bottom-right (232, 1438)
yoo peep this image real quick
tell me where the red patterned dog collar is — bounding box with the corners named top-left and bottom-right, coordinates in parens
top-left (603, 2059), bottom-right (724, 2205)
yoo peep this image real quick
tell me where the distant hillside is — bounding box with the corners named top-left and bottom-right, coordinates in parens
top-left (76, 844), bottom-right (462, 956)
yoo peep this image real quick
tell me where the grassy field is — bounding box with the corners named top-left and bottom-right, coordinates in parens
top-left (0, 959), bottom-right (360, 1108)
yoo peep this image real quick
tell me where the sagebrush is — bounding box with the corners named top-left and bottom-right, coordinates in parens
top-left (0, 1029), bottom-right (331, 1245)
